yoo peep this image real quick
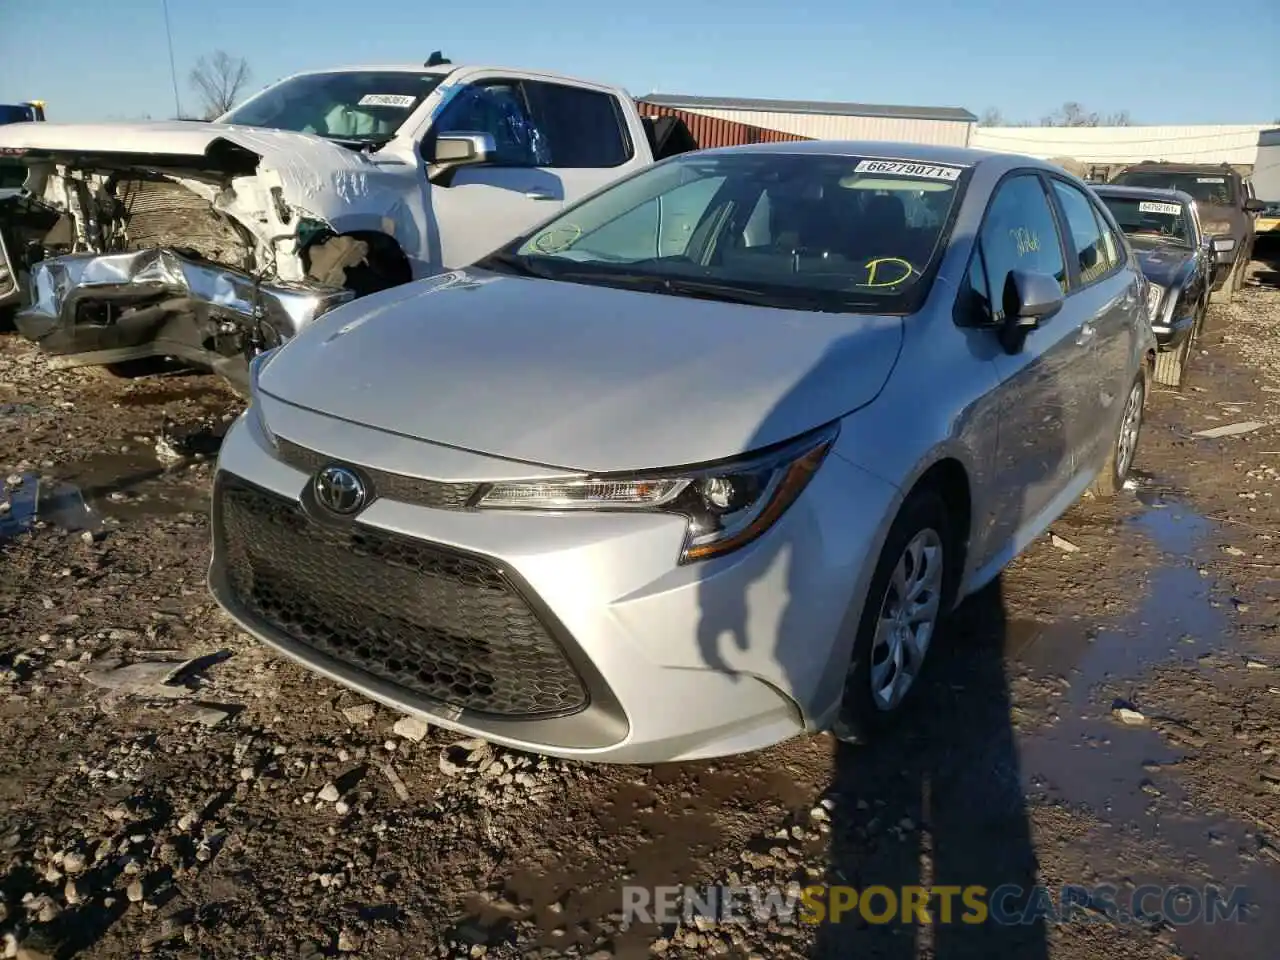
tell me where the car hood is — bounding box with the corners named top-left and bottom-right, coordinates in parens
top-left (1134, 245), bottom-right (1197, 287)
top-left (260, 270), bottom-right (905, 473)
top-left (0, 120), bottom-right (378, 198)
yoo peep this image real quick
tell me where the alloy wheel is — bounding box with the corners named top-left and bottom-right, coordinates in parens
top-left (869, 528), bottom-right (944, 711)
top-left (1115, 379), bottom-right (1144, 480)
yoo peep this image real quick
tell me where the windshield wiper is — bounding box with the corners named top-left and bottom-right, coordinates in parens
top-left (542, 269), bottom-right (861, 310)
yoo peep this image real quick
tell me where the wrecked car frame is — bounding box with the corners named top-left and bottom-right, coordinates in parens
top-left (0, 63), bottom-right (662, 388)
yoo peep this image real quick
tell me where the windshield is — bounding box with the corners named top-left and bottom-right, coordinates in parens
top-left (220, 71), bottom-right (444, 141)
top-left (1098, 196), bottom-right (1192, 247)
top-left (492, 153), bottom-right (968, 312)
top-left (1111, 171), bottom-right (1237, 206)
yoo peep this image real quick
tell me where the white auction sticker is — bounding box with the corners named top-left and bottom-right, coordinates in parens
top-left (1196, 176), bottom-right (1225, 183)
top-left (1138, 201), bottom-right (1183, 216)
top-left (357, 94), bottom-right (417, 108)
top-left (854, 159), bottom-right (962, 181)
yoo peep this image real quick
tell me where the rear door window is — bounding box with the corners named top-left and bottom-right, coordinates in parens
top-left (1051, 180), bottom-right (1112, 286)
top-left (523, 82), bottom-right (632, 168)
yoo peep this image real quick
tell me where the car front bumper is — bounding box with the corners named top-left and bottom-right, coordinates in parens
top-left (207, 398), bottom-right (896, 763)
top-left (15, 248), bottom-right (352, 368)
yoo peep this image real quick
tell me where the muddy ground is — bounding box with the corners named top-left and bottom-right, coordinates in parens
top-left (1, 262), bottom-right (1278, 960)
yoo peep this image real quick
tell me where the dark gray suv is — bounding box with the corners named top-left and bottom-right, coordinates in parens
top-left (1109, 162), bottom-right (1265, 304)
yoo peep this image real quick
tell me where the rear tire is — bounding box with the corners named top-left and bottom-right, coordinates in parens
top-left (1089, 373), bottom-right (1145, 498)
top-left (833, 487), bottom-right (955, 745)
top-left (1152, 337), bottom-right (1190, 388)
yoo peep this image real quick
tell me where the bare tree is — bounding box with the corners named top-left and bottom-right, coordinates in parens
top-left (1038, 102), bottom-right (1135, 128)
top-left (978, 107), bottom-right (1004, 127)
top-left (189, 51), bottom-right (252, 120)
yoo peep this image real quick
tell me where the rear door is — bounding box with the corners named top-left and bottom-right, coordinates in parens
top-left (1047, 176), bottom-right (1143, 469)
top-left (976, 172), bottom-right (1092, 546)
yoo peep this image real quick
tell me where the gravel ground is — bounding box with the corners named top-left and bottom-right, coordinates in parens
top-left (1, 262), bottom-right (1278, 960)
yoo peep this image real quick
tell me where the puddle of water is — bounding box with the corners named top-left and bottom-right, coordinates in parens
top-left (1012, 500), bottom-right (1278, 956)
top-left (1, 448), bottom-right (210, 542)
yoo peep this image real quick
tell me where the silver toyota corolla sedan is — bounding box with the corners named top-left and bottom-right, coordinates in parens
top-left (208, 142), bottom-right (1156, 763)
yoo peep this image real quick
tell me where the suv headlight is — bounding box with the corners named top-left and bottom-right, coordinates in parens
top-left (476, 423), bottom-right (838, 564)
top-left (1145, 282), bottom-right (1165, 321)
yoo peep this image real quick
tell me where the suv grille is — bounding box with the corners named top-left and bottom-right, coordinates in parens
top-left (274, 437), bottom-right (480, 510)
top-left (214, 475), bottom-right (588, 719)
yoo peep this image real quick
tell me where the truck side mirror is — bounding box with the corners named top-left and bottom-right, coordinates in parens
top-left (427, 132), bottom-right (495, 166)
top-left (1244, 198), bottom-right (1265, 214)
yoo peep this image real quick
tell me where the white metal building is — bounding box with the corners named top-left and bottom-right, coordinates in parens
top-left (638, 94), bottom-right (977, 147)
top-left (970, 124), bottom-right (1271, 167)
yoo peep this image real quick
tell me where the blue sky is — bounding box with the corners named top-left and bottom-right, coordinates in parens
top-left (1, 0), bottom-right (1276, 125)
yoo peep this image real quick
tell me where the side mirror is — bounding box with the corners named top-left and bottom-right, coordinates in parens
top-left (1244, 198), bottom-right (1265, 214)
top-left (998, 270), bottom-right (1063, 354)
top-left (1210, 235), bottom-right (1236, 264)
top-left (427, 132), bottom-right (495, 166)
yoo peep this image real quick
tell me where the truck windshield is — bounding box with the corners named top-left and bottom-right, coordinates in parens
top-left (1111, 171), bottom-right (1237, 206)
top-left (220, 71), bottom-right (444, 141)
top-left (1098, 196), bottom-right (1192, 247)
top-left (490, 152), bottom-right (968, 313)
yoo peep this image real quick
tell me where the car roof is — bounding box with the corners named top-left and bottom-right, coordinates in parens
top-left (1092, 184), bottom-right (1196, 206)
top-left (278, 63), bottom-right (614, 87)
top-left (687, 140), bottom-right (1053, 172)
top-left (1114, 162), bottom-right (1240, 178)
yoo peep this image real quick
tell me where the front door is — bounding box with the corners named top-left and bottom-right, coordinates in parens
top-left (977, 172), bottom-right (1093, 552)
top-left (429, 79), bottom-right (646, 272)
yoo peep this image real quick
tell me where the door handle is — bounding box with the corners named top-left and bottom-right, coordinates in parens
top-left (525, 190), bottom-right (557, 200)
top-left (1075, 322), bottom-right (1096, 346)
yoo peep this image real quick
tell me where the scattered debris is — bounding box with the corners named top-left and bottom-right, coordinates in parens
top-left (1112, 706), bottom-right (1148, 726)
top-left (1193, 421), bottom-right (1266, 439)
top-left (1050, 533), bottom-right (1081, 553)
top-left (318, 783), bottom-right (342, 803)
top-left (381, 762), bottom-right (411, 802)
top-left (393, 715), bottom-right (430, 742)
top-left (341, 702), bottom-right (376, 725)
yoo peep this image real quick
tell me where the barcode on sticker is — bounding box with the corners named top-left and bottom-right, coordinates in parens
top-left (357, 94), bottom-right (417, 108)
top-left (1138, 201), bottom-right (1183, 216)
top-left (854, 159), bottom-right (961, 181)
top-left (1196, 176), bottom-right (1225, 183)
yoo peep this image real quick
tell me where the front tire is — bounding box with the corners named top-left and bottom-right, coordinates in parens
top-left (834, 487), bottom-right (954, 745)
top-left (1089, 372), bottom-right (1145, 498)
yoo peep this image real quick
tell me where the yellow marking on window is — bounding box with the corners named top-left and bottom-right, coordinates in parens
top-left (864, 257), bottom-right (913, 287)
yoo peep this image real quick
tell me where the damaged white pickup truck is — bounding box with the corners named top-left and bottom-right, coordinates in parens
top-left (0, 60), bottom-right (678, 387)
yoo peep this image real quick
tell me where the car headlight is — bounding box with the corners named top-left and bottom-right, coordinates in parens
top-left (477, 423), bottom-right (839, 564)
top-left (1145, 283), bottom-right (1165, 321)
top-left (247, 346), bottom-right (281, 449)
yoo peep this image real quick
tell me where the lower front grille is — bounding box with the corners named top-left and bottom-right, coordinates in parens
top-left (214, 474), bottom-right (588, 719)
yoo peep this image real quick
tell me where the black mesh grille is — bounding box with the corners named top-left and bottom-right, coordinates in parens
top-left (275, 437), bottom-right (480, 510)
top-left (214, 475), bottom-right (588, 719)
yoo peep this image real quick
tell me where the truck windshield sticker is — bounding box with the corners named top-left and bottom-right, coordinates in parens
top-left (853, 160), bottom-right (962, 181)
top-left (1196, 177), bottom-right (1225, 183)
top-left (1138, 201), bottom-right (1183, 216)
top-left (357, 94), bottom-right (418, 109)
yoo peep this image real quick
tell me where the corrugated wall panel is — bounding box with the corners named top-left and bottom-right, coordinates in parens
top-left (634, 103), bottom-right (811, 148)
top-left (669, 107), bottom-right (973, 146)
top-left (971, 124), bottom-right (1270, 165)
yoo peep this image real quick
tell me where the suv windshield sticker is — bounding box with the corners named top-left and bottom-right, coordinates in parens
top-left (1196, 177), bottom-right (1226, 183)
top-left (357, 94), bottom-right (418, 108)
top-left (853, 160), bottom-right (962, 181)
top-left (1138, 201), bottom-right (1183, 216)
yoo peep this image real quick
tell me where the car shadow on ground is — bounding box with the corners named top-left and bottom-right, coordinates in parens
top-left (808, 576), bottom-right (1048, 959)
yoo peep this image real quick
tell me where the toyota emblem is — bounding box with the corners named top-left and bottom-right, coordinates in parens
top-left (313, 465), bottom-right (367, 515)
